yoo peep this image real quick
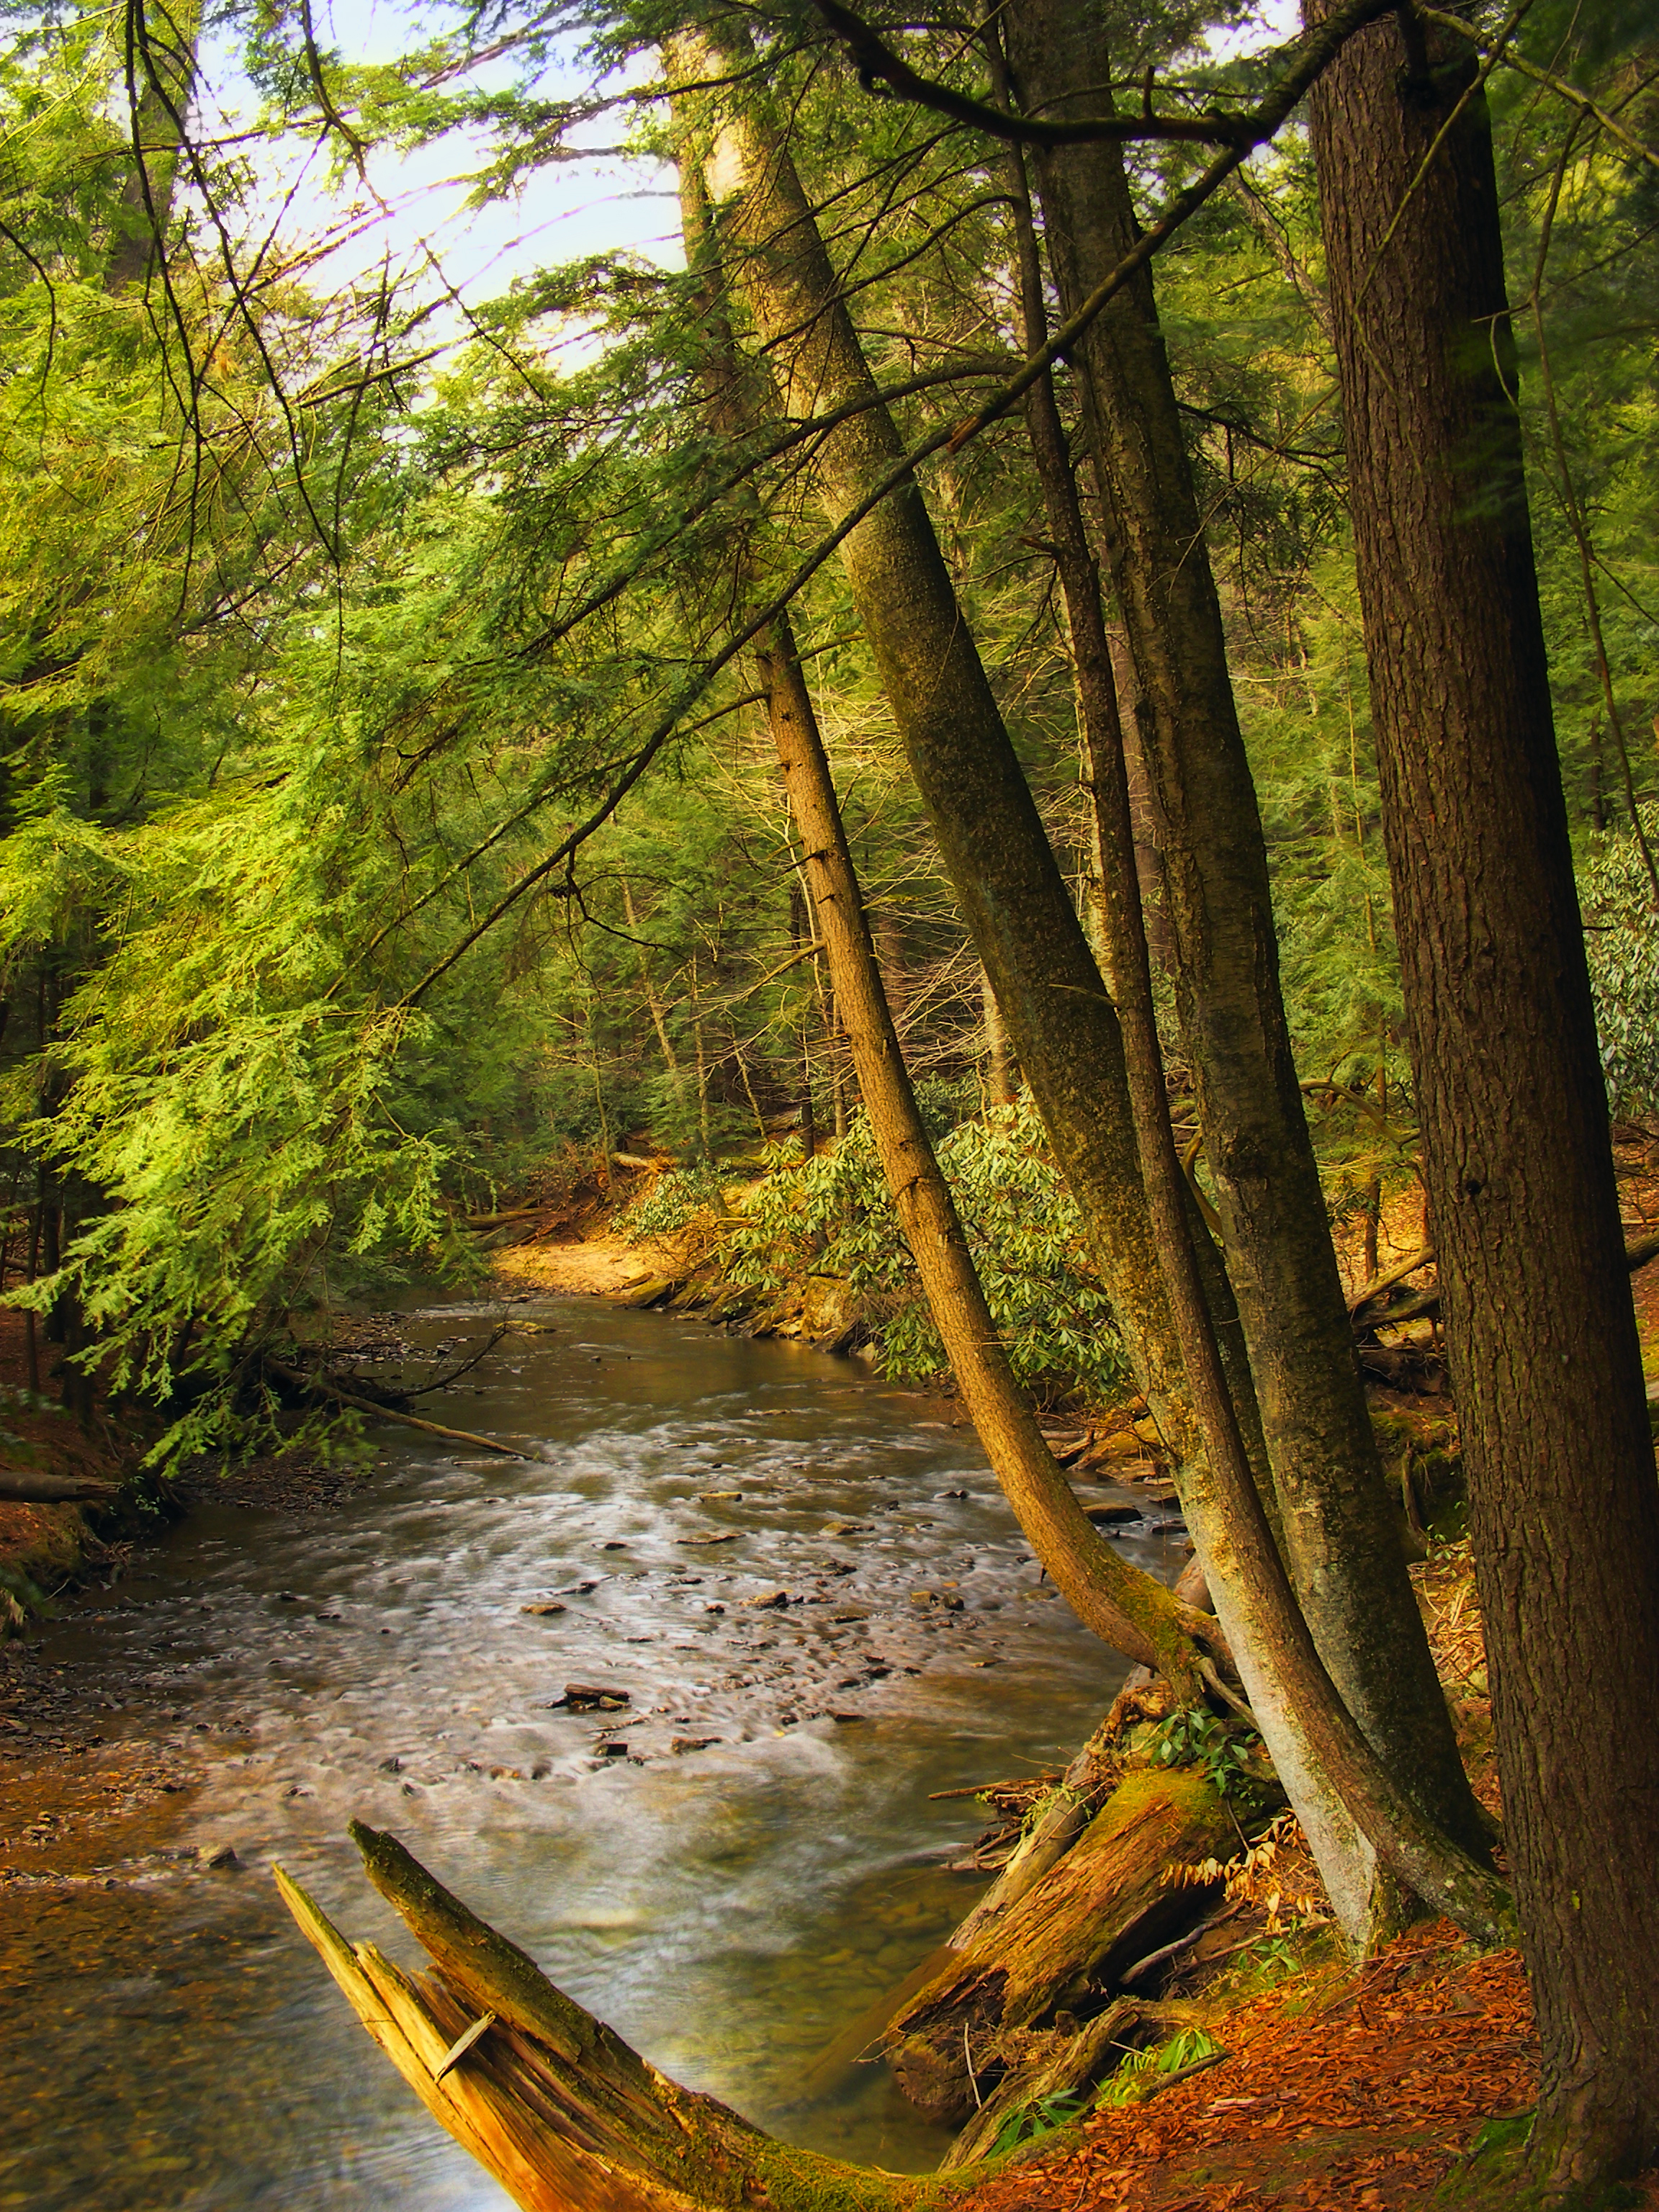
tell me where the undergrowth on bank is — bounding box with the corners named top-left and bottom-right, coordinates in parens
top-left (625, 1097), bottom-right (1128, 1405)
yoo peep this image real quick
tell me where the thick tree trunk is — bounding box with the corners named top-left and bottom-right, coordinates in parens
top-left (1305, 6), bottom-right (1659, 2189)
top-left (1002, 0), bottom-right (1487, 1941)
top-left (670, 30), bottom-right (1236, 1468)
top-left (980, 966), bottom-right (1014, 1107)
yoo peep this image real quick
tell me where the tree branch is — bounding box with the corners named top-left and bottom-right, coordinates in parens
top-left (810, 0), bottom-right (1395, 149)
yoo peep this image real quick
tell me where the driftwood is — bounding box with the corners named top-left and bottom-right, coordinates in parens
top-left (264, 1359), bottom-right (526, 1460)
top-left (276, 1824), bottom-right (951, 2212)
top-left (881, 1768), bottom-right (1231, 2125)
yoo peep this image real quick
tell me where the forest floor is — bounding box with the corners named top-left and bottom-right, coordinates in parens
top-left (956, 1917), bottom-right (1659, 2211)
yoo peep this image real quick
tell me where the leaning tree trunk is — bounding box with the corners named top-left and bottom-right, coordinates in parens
top-left (751, 612), bottom-right (1213, 1678)
top-left (675, 153), bottom-right (1215, 1682)
top-left (669, 24), bottom-right (1479, 1936)
top-left (665, 28), bottom-right (1249, 1478)
top-left (1305, 4), bottom-right (1659, 2189)
top-left (1001, 0), bottom-right (1488, 1948)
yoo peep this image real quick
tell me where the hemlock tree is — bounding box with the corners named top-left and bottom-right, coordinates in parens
top-left (1305, 3), bottom-right (1659, 2195)
top-left (997, 0), bottom-right (1488, 1942)
top-left (667, 14), bottom-right (1505, 1946)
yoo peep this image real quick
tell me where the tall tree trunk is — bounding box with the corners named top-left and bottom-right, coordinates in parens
top-left (669, 30), bottom-right (1491, 1935)
top-left (753, 613), bottom-right (1213, 1678)
top-left (1305, 6), bottom-right (1659, 2188)
top-left (1113, 627), bottom-right (1173, 976)
top-left (1002, 0), bottom-right (1488, 1940)
top-left (621, 878), bottom-right (687, 1112)
top-left (789, 881), bottom-right (817, 1162)
top-left (674, 150), bottom-right (1211, 1680)
top-left (980, 965), bottom-right (1014, 1107)
top-left (669, 24), bottom-right (1254, 1488)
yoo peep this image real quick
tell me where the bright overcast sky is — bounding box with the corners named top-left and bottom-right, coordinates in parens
top-left (192, 0), bottom-right (1302, 354)
top-left (195, 0), bottom-right (679, 342)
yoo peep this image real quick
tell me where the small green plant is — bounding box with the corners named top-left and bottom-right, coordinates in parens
top-left (1094, 2028), bottom-right (1224, 2109)
top-left (987, 2089), bottom-right (1089, 2157)
top-left (1148, 1707), bottom-right (1263, 1799)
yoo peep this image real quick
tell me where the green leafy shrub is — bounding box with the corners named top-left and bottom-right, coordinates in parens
top-left (1148, 1707), bottom-right (1265, 1800)
top-left (1582, 806), bottom-right (1659, 1117)
top-left (619, 1163), bottom-right (727, 1240)
top-left (714, 1099), bottom-right (1126, 1404)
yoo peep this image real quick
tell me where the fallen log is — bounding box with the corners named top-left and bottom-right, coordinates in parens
top-left (945, 1573), bottom-right (1212, 1961)
top-left (943, 1713), bottom-right (1127, 1959)
top-left (276, 1824), bottom-right (963, 2212)
top-left (1349, 1228), bottom-right (1659, 1339)
top-left (264, 1359), bottom-right (526, 1460)
top-left (881, 1768), bottom-right (1232, 2125)
top-left (0, 1469), bottom-right (118, 1504)
top-left (940, 1996), bottom-right (1142, 2170)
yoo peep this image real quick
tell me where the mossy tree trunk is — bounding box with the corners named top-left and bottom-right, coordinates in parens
top-left (882, 1768), bottom-right (1233, 2125)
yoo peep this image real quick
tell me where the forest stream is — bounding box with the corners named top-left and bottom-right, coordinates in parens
top-left (0, 1293), bottom-right (1189, 2212)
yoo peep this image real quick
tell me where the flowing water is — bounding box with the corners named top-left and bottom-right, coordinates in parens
top-left (0, 1292), bottom-right (1187, 2210)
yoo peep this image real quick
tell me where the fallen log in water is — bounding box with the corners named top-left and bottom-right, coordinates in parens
top-left (277, 1762), bottom-right (1237, 2206)
top-left (881, 1768), bottom-right (1232, 2126)
top-left (264, 1358), bottom-right (527, 1460)
top-left (277, 1822), bottom-right (961, 2212)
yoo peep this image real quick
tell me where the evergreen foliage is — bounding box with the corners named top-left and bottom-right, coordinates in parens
top-left (0, 0), bottom-right (1650, 1462)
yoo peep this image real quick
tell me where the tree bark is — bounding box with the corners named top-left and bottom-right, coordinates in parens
top-left (105, 0), bottom-right (202, 293)
top-left (980, 965), bottom-right (1014, 1107)
top-left (1305, 5), bottom-right (1659, 2188)
top-left (674, 151), bottom-right (1212, 1677)
top-left (279, 1827), bottom-right (932, 2212)
top-left (752, 614), bottom-right (1212, 1674)
top-left (670, 27), bottom-right (1496, 1936)
top-left (882, 1768), bottom-right (1232, 2124)
top-left (1002, 0), bottom-right (1488, 1942)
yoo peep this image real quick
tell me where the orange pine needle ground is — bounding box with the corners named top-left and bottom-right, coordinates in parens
top-left (957, 1920), bottom-right (1659, 2210)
